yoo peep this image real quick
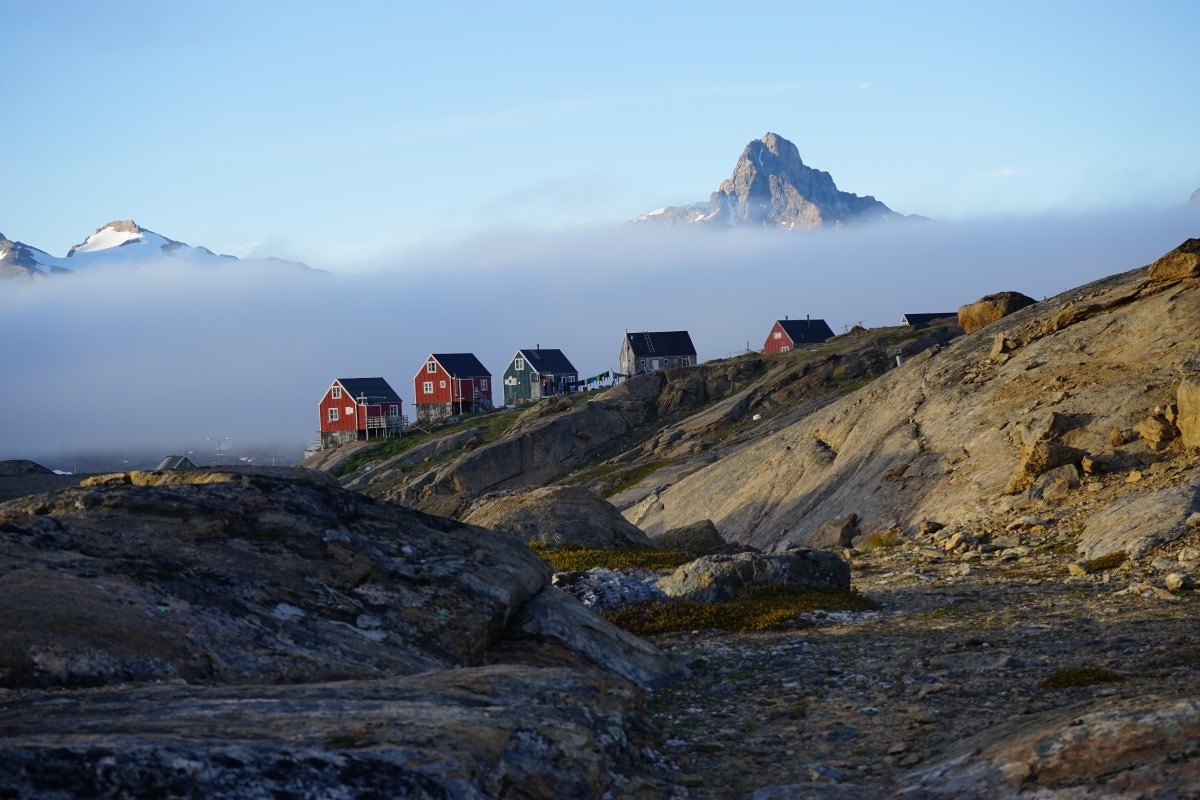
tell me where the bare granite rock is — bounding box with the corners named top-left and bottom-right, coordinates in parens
top-left (655, 549), bottom-right (849, 603)
top-left (463, 485), bottom-right (654, 548)
top-left (1076, 481), bottom-right (1200, 559)
top-left (957, 291), bottom-right (1037, 333)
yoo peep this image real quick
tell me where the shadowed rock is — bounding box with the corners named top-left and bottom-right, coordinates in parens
top-left (656, 549), bottom-right (849, 603)
top-left (463, 485), bottom-right (653, 548)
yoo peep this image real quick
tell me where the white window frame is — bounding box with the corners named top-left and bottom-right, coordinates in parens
top-left (328, 408), bottom-right (339, 422)
top-left (426, 362), bottom-right (437, 373)
top-left (480, 378), bottom-right (489, 391)
top-left (773, 331), bottom-right (782, 340)
top-left (514, 358), bottom-right (524, 371)
top-left (423, 381), bottom-right (433, 394)
top-left (389, 404), bottom-right (399, 416)
top-left (439, 380), bottom-right (446, 389)
top-left (332, 386), bottom-right (342, 399)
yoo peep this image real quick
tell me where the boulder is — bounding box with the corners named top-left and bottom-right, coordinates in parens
top-left (1134, 414), bottom-right (1175, 450)
top-left (463, 486), bottom-right (654, 548)
top-left (656, 549), bottom-right (850, 604)
top-left (1029, 463), bottom-right (1080, 501)
top-left (1149, 238), bottom-right (1200, 281)
top-left (552, 568), bottom-right (669, 611)
top-left (807, 513), bottom-right (860, 549)
top-left (957, 292), bottom-right (1037, 333)
top-left (650, 518), bottom-right (735, 556)
top-left (1077, 482), bottom-right (1200, 560)
top-left (1179, 376), bottom-right (1200, 449)
top-left (1005, 439), bottom-right (1086, 495)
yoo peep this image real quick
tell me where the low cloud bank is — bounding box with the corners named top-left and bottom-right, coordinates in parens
top-left (2, 207), bottom-right (1196, 468)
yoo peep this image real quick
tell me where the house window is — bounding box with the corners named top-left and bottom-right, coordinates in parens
top-left (389, 404), bottom-right (399, 416)
top-left (480, 378), bottom-right (488, 391)
top-left (439, 380), bottom-right (446, 389)
top-left (426, 362), bottom-right (437, 373)
top-left (332, 386), bottom-right (342, 399)
top-left (328, 408), bottom-right (339, 422)
top-left (781, 346), bottom-right (791, 353)
top-left (638, 359), bottom-right (646, 368)
top-left (514, 358), bottom-right (524, 371)
top-left (773, 331), bottom-right (782, 340)
top-left (423, 381), bottom-right (433, 394)
top-left (682, 357), bottom-right (692, 366)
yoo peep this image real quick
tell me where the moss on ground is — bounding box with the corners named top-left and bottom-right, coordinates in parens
top-left (528, 543), bottom-right (690, 572)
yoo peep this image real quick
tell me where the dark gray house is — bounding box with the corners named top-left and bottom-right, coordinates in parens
top-left (619, 331), bottom-right (696, 376)
top-left (502, 347), bottom-right (579, 406)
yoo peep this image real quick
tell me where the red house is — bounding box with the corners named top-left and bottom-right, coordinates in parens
top-left (318, 377), bottom-right (405, 449)
top-left (762, 316), bottom-right (835, 354)
top-left (414, 353), bottom-right (493, 424)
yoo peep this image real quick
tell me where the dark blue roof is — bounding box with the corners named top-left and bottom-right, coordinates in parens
top-left (625, 331), bottom-right (696, 358)
top-left (516, 348), bottom-right (577, 375)
top-left (901, 313), bottom-right (956, 326)
top-left (430, 353), bottom-right (490, 377)
top-left (777, 318), bottom-right (834, 344)
top-left (336, 377), bottom-right (403, 404)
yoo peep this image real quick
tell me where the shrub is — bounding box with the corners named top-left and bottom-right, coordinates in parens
top-left (861, 529), bottom-right (905, 550)
top-left (1042, 665), bottom-right (1126, 689)
top-left (1083, 550), bottom-right (1127, 572)
top-left (528, 543), bottom-right (690, 572)
top-left (601, 585), bottom-right (881, 636)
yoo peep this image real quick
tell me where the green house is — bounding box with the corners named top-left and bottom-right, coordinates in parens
top-left (502, 347), bottom-right (579, 405)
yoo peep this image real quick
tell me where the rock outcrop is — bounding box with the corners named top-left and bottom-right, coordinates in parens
top-left (624, 241), bottom-right (1200, 552)
top-left (0, 469), bottom-right (682, 796)
top-left (462, 485), bottom-right (654, 548)
top-left (956, 291), bottom-right (1037, 333)
top-left (1149, 237), bottom-right (1200, 280)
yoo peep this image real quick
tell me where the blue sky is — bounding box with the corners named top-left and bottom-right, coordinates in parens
top-left (4, 0), bottom-right (1198, 267)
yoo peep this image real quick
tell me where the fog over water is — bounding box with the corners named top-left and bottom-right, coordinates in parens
top-left (3, 208), bottom-right (1197, 470)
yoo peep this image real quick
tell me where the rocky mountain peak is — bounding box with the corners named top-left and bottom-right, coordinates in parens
top-left (634, 132), bottom-right (912, 230)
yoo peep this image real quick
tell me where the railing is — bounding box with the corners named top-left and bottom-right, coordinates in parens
top-left (365, 415), bottom-right (406, 431)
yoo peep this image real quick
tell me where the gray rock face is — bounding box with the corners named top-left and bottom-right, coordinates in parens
top-left (463, 485), bottom-right (653, 548)
top-left (656, 549), bottom-right (850, 603)
top-left (650, 518), bottom-right (736, 556)
top-left (553, 567), bottom-right (669, 611)
top-left (624, 242), bottom-right (1200, 552)
top-left (1076, 482), bottom-right (1200, 559)
top-left (633, 132), bottom-right (914, 230)
top-left (897, 696), bottom-right (1200, 799)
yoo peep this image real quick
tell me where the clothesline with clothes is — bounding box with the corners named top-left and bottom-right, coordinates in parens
top-left (566, 370), bottom-right (611, 389)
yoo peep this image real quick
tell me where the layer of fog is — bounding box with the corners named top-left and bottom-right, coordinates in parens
top-left (2, 208), bottom-right (1196, 470)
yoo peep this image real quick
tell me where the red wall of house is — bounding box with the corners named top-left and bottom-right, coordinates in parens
top-left (413, 360), bottom-right (492, 408)
top-left (761, 322), bottom-right (794, 355)
top-left (319, 383), bottom-right (364, 433)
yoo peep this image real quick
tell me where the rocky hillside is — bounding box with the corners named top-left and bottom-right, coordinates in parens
top-left (632, 132), bottom-right (920, 229)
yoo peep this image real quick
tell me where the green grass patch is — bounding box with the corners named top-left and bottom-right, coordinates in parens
top-left (528, 543), bottom-right (691, 572)
top-left (600, 458), bottom-right (677, 498)
top-left (1042, 665), bottom-right (1126, 689)
top-left (335, 409), bottom-right (517, 477)
top-left (601, 585), bottom-right (881, 636)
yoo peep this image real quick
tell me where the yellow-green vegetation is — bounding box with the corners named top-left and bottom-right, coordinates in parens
top-left (1083, 550), bottom-right (1127, 572)
top-left (602, 585), bottom-right (881, 636)
top-left (861, 529), bottom-right (905, 550)
top-left (600, 459), bottom-right (677, 498)
top-left (528, 543), bottom-right (691, 572)
top-left (1042, 665), bottom-right (1126, 689)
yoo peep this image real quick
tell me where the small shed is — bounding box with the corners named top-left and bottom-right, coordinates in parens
top-left (619, 331), bottom-right (696, 376)
top-left (319, 377), bottom-right (405, 449)
top-left (762, 317), bottom-right (835, 354)
top-left (414, 353), bottom-right (493, 424)
top-left (901, 313), bottom-right (956, 327)
top-left (503, 347), bottom-right (579, 405)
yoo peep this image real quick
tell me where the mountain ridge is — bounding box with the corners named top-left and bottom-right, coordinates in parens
top-left (0, 219), bottom-right (309, 279)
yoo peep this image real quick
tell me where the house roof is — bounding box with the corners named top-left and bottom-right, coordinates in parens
top-left (336, 377), bottom-right (403, 404)
top-left (901, 313), bottom-right (956, 326)
top-left (625, 331), bottom-right (696, 358)
top-left (515, 347), bottom-right (577, 375)
top-left (429, 353), bottom-right (490, 377)
top-left (156, 455), bottom-right (195, 470)
top-left (777, 318), bottom-right (835, 344)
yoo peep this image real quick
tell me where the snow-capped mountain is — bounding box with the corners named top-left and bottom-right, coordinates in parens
top-left (0, 220), bottom-right (309, 279)
top-left (632, 132), bottom-right (923, 230)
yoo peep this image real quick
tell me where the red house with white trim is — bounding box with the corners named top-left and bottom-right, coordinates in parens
top-left (318, 377), bottom-right (405, 449)
top-left (762, 316), bottom-right (835, 354)
top-left (414, 353), bottom-right (493, 424)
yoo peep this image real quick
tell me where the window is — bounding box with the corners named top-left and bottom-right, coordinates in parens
top-left (423, 381), bottom-right (433, 394)
top-left (389, 404), bottom-right (399, 416)
top-left (426, 362), bottom-right (437, 373)
top-left (345, 406), bottom-right (354, 415)
top-left (332, 386), bottom-right (342, 399)
top-left (514, 358), bottom-right (524, 371)
top-left (439, 380), bottom-right (446, 389)
top-left (480, 378), bottom-right (488, 390)
top-left (682, 357), bottom-right (692, 366)
top-left (773, 331), bottom-right (782, 340)
top-left (328, 408), bottom-right (339, 422)
top-left (781, 346), bottom-right (790, 353)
